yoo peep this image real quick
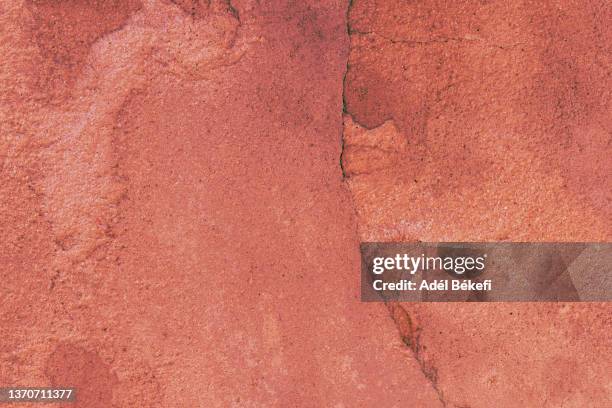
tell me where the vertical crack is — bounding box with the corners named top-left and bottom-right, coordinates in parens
top-left (341, 1), bottom-right (449, 404)
top-left (339, 0), bottom-right (353, 180)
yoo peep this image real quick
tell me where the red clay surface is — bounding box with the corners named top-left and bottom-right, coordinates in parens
top-left (0, 0), bottom-right (610, 407)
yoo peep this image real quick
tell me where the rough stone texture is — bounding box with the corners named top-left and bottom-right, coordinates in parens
top-left (343, 0), bottom-right (611, 407)
top-left (0, 0), bottom-right (610, 407)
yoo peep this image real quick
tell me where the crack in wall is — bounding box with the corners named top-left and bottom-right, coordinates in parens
top-left (341, 1), bottom-right (450, 406)
top-left (387, 304), bottom-right (449, 407)
top-left (339, 0), bottom-right (353, 180)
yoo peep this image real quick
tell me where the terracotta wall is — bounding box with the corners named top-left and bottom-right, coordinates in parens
top-left (1, 1), bottom-right (609, 407)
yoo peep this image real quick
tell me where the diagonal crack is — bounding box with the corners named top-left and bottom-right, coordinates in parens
top-left (387, 303), bottom-right (449, 407)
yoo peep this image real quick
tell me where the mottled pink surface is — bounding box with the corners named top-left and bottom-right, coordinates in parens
top-left (1, 0), bottom-right (610, 407)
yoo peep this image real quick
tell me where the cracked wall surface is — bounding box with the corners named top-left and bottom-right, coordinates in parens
top-left (1, 0), bottom-right (610, 407)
